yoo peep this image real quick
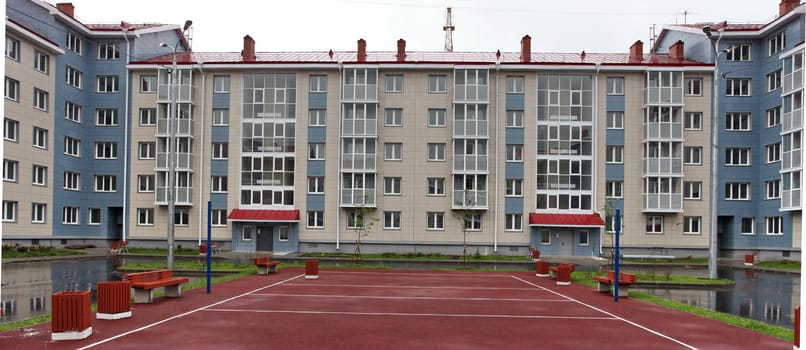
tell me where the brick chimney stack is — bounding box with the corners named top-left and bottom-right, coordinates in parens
top-left (241, 35), bottom-right (256, 62)
top-left (56, 3), bottom-right (75, 18)
top-left (396, 39), bottom-right (406, 62)
top-left (779, 0), bottom-right (801, 16)
top-left (669, 40), bottom-right (685, 59)
top-left (630, 40), bottom-right (644, 59)
top-left (520, 35), bottom-right (531, 63)
top-left (357, 39), bottom-right (367, 62)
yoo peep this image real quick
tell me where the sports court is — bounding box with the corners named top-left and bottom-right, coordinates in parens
top-left (0, 267), bottom-right (791, 349)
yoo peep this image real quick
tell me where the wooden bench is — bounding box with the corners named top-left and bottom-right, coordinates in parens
top-left (123, 269), bottom-right (189, 303)
top-left (593, 270), bottom-right (637, 297)
top-left (548, 263), bottom-right (575, 279)
top-left (254, 256), bottom-right (280, 274)
top-left (110, 240), bottom-right (128, 254)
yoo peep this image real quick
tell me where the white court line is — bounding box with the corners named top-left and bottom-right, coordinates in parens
top-left (325, 270), bottom-right (513, 278)
top-left (203, 308), bottom-right (615, 321)
top-left (284, 282), bottom-right (541, 291)
top-left (511, 275), bottom-right (698, 350)
top-left (244, 293), bottom-right (571, 303)
top-left (76, 274), bottom-right (304, 350)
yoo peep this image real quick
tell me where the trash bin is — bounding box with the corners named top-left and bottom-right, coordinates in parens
top-left (305, 260), bottom-right (319, 280)
top-left (51, 290), bottom-right (92, 341)
top-left (199, 244), bottom-right (208, 255)
top-left (744, 254), bottom-right (754, 266)
top-left (535, 261), bottom-right (550, 277)
top-left (97, 281), bottom-right (132, 320)
top-left (556, 264), bottom-right (572, 286)
top-left (795, 307), bottom-right (800, 349)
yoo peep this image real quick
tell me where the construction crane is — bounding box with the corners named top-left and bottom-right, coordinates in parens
top-left (443, 7), bottom-right (455, 52)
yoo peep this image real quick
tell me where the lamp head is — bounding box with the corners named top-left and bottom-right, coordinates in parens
top-left (702, 25), bottom-right (713, 39)
top-left (159, 42), bottom-right (169, 48)
top-left (183, 20), bottom-right (193, 31)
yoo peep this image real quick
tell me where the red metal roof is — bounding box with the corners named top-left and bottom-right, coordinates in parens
top-left (528, 213), bottom-right (605, 227)
top-left (227, 209), bottom-right (299, 222)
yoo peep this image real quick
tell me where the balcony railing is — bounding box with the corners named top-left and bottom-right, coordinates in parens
top-left (783, 72), bottom-right (803, 95)
top-left (341, 154), bottom-right (376, 171)
top-left (642, 193), bottom-right (683, 212)
top-left (156, 152), bottom-right (194, 170)
top-left (340, 189), bottom-right (376, 207)
top-left (453, 155), bottom-right (488, 172)
top-left (782, 109), bottom-right (803, 134)
top-left (342, 119), bottom-right (377, 136)
top-left (155, 186), bottom-right (193, 205)
top-left (782, 150), bottom-right (802, 170)
top-left (643, 122), bottom-right (683, 140)
top-left (342, 84), bottom-right (377, 101)
top-left (452, 190), bottom-right (488, 209)
top-left (157, 118), bottom-right (195, 136)
top-left (643, 157), bottom-right (683, 175)
top-left (782, 189), bottom-right (802, 210)
top-left (453, 120), bottom-right (488, 138)
top-left (645, 87), bottom-right (683, 105)
top-left (157, 84), bottom-right (195, 102)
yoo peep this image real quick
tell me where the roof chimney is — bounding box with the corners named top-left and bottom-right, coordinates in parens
top-left (357, 39), bottom-right (367, 62)
top-left (669, 40), bottom-right (685, 59)
top-left (520, 35), bottom-right (531, 63)
top-left (779, 0), bottom-right (801, 16)
top-left (241, 35), bottom-right (256, 62)
top-left (56, 3), bottom-right (75, 18)
top-left (630, 40), bottom-right (644, 59)
top-left (396, 39), bottom-right (406, 62)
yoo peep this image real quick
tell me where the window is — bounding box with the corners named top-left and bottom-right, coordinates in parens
top-left (501, 214), bottom-right (522, 231)
top-left (579, 231), bottom-right (590, 245)
top-left (540, 229), bottom-right (551, 244)
top-left (606, 111), bottom-right (624, 129)
top-left (174, 208), bottom-right (189, 226)
top-left (64, 137), bottom-right (81, 157)
top-left (64, 171), bottom-right (80, 191)
top-left (66, 32), bottom-right (82, 54)
top-left (767, 106), bottom-right (781, 127)
top-left (385, 108), bottom-right (403, 126)
top-left (3, 159), bottom-right (18, 182)
top-left (726, 44), bottom-right (751, 61)
top-left (684, 181), bottom-right (702, 200)
top-left (766, 143), bottom-right (781, 163)
top-left (308, 109), bottom-right (326, 126)
top-left (96, 75), bottom-right (119, 93)
top-left (32, 165), bottom-right (47, 186)
top-left (426, 212), bottom-right (444, 230)
top-left (94, 175), bottom-right (117, 192)
top-left (65, 101), bottom-right (82, 122)
top-left (725, 148), bottom-right (751, 166)
top-left (34, 50), bottom-right (49, 74)
top-left (428, 75), bottom-right (446, 93)
top-left (428, 109), bottom-right (446, 127)
top-left (32, 203), bottom-right (46, 223)
top-left (3, 201), bottom-right (17, 222)
top-left (212, 142), bottom-right (228, 160)
top-left (307, 211), bottom-right (324, 228)
top-left (606, 146), bottom-right (623, 163)
top-left (33, 127), bottom-right (47, 149)
top-left (5, 77), bottom-right (19, 101)
top-left (384, 177), bottom-right (401, 195)
top-left (65, 66), bottom-right (82, 88)
top-left (140, 108), bottom-right (156, 125)
top-left (506, 144), bottom-right (523, 162)
top-left (768, 32), bottom-right (786, 56)
top-left (506, 179), bottom-right (523, 197)
top-left (506, 76), bottom-right (524, 93)
top-left (62, 206), bottom-right (79, 225)
top-left (6, 36), bottom-right (19, 61)
top-left (95, 142), bottom-right (118, 159)
top-left (741, 217), bottom-right (755, 235)
top-left (207, 108), bottom-right (229, 126)
top-left (685, 78), bottom-right (702, 96)
top-left (137, 208), bottom-right (154, 226)
top-left (725, 182), bottom-right (751, 200)
top-left (766, 216), bottom-right (783, 235)
top-left (684, 147), bottom-right (702, 165)
top-left (428, 143), bottom-right (446, 161)
top-left (207, 209), bottom-right (227, 227)
top-left (308, 176), bottom-right (325, 194)
top-left (766, 180), bottom-right (780, 199)
top-left (95, 108), bottom-right (118, 126)
top-left (211, 175), bottom-right (227, 193)
top-left (463, 214), bottom-right (482, 231)
top-left (384, 143), bottom-right (402, 161)
top-left (767, 70), bottom-right (782, 92)
top-left (346, 210), bottom-right (364, 229)
top-left (4, 119), bottom-right (18, 141)
top-left (88, 208), bottom-right (101, 225)
top-left (33, 89), bottom-right (48, 111)
top-left (725, 78), bottom-right (750, 96)
top-left (140, 75), bottom-right (156, 92)
top-left (427, 177), bottom-right (445, 196)
top-left (213, 75), bottom-right (230, 93)
top-left (385, 74), bottom-right (403, 92)
top-left (683, 216), bottom-right (701, 235)
top-left (684, 112), bottom-right (702, 130)
top-left (308, 143), bottom-right (325, 160)
top-left (605, 181), bottom-right (623, 198)
top-left (242, 226), bottom-right (252, 240)
top-left (309, 75), bottom-right (327, 92)
top-left (506, 111), bottom-right (524, 128)
top-left (646, 216), bottom-right (663, 234)
top-left (138, 175), bottom-right (155, 192)
top-left (606, 77), bottom-right (624, 95)
top-left (725, 112), bottom-right (751, 131)
top-left (384, 211), bottom-right (401, 229)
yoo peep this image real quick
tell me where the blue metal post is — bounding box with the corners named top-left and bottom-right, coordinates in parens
top-left (614, 209), bottom-right (621, 302)
top-left (206, 200), bottom-right (212, 294)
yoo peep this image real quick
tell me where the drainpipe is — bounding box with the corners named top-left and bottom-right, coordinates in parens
top-left (196, 62), bottom-right (206, 246)
top-left (122, 26), bottom-right (131, 242)
top-left (593, 63), bottom-right (602, 256)
top-left (336, 60), bottom-right (343, 251)
top-left (494, 61), bottom-right (500, 252)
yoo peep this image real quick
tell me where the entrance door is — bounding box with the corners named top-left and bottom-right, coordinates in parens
top-left (557, 230), bottom-right (573, 256)
top-left (256, 225), bottom-right (274, 252)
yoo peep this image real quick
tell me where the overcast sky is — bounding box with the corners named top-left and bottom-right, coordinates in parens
top-left (63, 0), bottom-right (783, 53)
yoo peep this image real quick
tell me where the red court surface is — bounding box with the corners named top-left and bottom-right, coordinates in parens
top-left (0, 267), bottom-right (792, 349)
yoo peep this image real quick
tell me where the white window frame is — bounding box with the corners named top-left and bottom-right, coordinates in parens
top-left (65, 101), bottom-right (82, 122)
top-left (683, 181), bottom-right (702, 200)
top-left (137, 208), bottom-right (154, 226)
top-left (384, 142), bottom-right (402, 161)
top-left (211, 108), bottom-right (229, 126)
top-left (726, 44), bottom-right (751, 61)
top-left (383, 211), bottom-right (402, 229)
top-left (766, 143), bottom-right (781, 163)
top-left (308, 176), bottom-right (325, 194)
top-left (65, 66), bottom-right (82, 89)
top-left (62, 206), bottom-right (79, 225)
top-left (308, 143), bottom-right (325, 160)
top-left (463, 213), bottom-right (482, 231)
top-left (766, 179), bottom-right (780, 199)
top-left (175, 208), bottom-right (190, 226)
top-left (4, 119), bottom-right (18, 142)
top-left (606, 77), bottom-right (624, 95)
top-left (506, 110), bottom-right (524, 128)
top-left (88, 208), bottom-right (101, 225)
top-left (725, 78), bottom-right (751, 96)
top-left (646, 215), bottom-right (664, 234)
top-left (94, 142), bottom-right (118, 159)
top-left (213, 75), bottom-right (230, 93)
top-left (605, 180), bottom-right (623, 198)
top-left (94, 175), bottom-right (117, 192)
top-left (385, 108), bottom-right (403, 126)
top-left (767, 70), bottom-right (782, 92)
top-left (138, 174), bottom-right (155, 193)
top-left (5, 77), bottom-right (19, 101)
top-left (6, 36), bottom-right (19, 61)
top-left (384, 177), bottom-right (402, 195)
top-left (606, 146), bottom-right (623, 164)
top-left (140, 108), bottom-right (156, 125)
top-left (66, 32), bottom-right (82, 55)
top-left (428, 109), bottom-right (446, 127)
top-left (242, 225), bottom-right (253, 240)
top-left (765, 216), bottom-right (783, 235)
top-left (684, 78), bottom-right (702, 96)
top-left (385, 74), bottom-right (403, 92)
top-left (211, 209), bottom-right (228, 227)
top-left (34, 50), bottom-right (49, 74)
top-left (32, 165), bottom-right (47, 186)
top-left (427, 143), bottom-right (446, 161)
top-left (308, 109), bottom-right (326, 126)
top-left (741, 217), bottom-right (755, 235)
top-left (506, 76), bottom-right (524, 93)
top-left (427, 177), bottom-right (445, 196)
top-left (684, 146), bottom-right (702, 165)
top-left (725, 112), bottom-right (751, 131)
top-left (505, 179), bottom-right (523, 197)
top-left (64, 171), bottom-right (80, 191)
top-left (768, 32), bottom-right (786, 56)
top-left (33, 127), bottom-right (47, 149)
top-left (3, 201), bottom-right (17, 222)
top-left (212, 142), bottom-right (228, 160)
top-left (140, 75), bottom-right (157, 93)
top-left (684, 112), bottom-right (702, 130)
top-left (307, 211), bottom-right (324, 228)
top-left (3, 159), bottom-right (18, 182)
top-left (211, 175), bottom-right (227, 193)
top-left (606, 111), bottom-right (624, 129)
top-left (96, 75), bottom-right (119, 93)
top-left (309, 75), bottom-right (327, 92)
top-left (33, 88), bottom-right (48, 111)
top-left (505, 213), bottom-right (523, 231)
top-left (725, 148), bottom-right (751, 166)
top-left (725, 182), bottom-right (751, 200)
top-left (683, 216), bottom-right (701, 235)
top-left (95, 108), bottom-right (118, 126)
top-left (506, 144), bottom-right (523, 162)
top-left (64, 137), bottom-right (81, 157)
top-left (32, 203), bottom-right (46, 223)
top-left (426, 212), bottom-right (444, 230)
top-left (767, 106), bottom-right (781, 127)
top-left (428, 75), bottom-right (447, 93)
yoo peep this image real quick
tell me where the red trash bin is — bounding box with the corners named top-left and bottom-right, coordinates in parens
top-left (795, 307), bottom-right (800, 349)
top-left (744, 254), bottom-right (754, 266)
top-left (51, 290), bottom-right (92, 341)
top-left (535, 261), bottom-right (551, 277)
top-left (199, 244), bottom-right (208, 255)
top-left (305, 260), bottom-right (320, 280)
top-left (556, 264), bottom-right (572, 286)
top-left (97, 281), bottom-right (132, 320)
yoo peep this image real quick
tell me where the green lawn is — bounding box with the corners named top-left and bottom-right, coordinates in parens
top-left (2, 245), bottom-right (86, 258)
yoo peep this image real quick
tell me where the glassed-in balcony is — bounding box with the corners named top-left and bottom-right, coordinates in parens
top-left (643, 121), bottom-right (683, 140)
top-left (341, 154), bottom-right (376, 171)
top-left (157, 85), bottom-right (195, 102)
top-left (155, 151), bottom-right (194, 170)
top-left (453, 155), bottom-right (488, 172)
top-left (643, 157), bottom-right (683, 175)
top-left (782, 108), bottom-right (803, 133)
top-left (642, 193), bottom-right (683, 212)
top-left (340, 189), bottom-right (376, 207)
top-left (782, 189), bottom-right (801, 210)
top-left (157, 118), bottom-right (195, 137)
top-left (782, 149), bottom-right (802, 170)
top-left (342, 119), bottom-right (377, 136)
top-left (453, 120), bottom-right (488, 138)
top-left (155, 186), bottom-right (193, 206)
top-left (452, 190), bottom-right (488, 209)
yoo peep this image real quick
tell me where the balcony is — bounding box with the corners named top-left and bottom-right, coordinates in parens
top-left (341, 154), bottom-right (376, 171)
top-left (452, 190), bottom-right (488, 209)
top-left (454, 120), bottom-right (488, 138)
top-left (781, 189), bottom-right (802, 210)
top-left (453, 155), bottom-right (488, 172)
top-left (643, 122), bottom-right (683, 140)
top-left (342, 119), bottom-right (377, 136)
top-left (783, 72), bottom-right (803, 95)
top-left (342, 84), bottom-right (377, 101)
top-left (782, 109), bottom-right (803, 134)
top-left (157, 84), bottom-right (195, 102)
top-left (642, 193), bottom-right (683, 212)
top-left (643, 157), bottom-right (683, 175)
top-left (782, 150), bottom-right (802, 171)
top-left (155, 186), bottom-right (193, 206)
top-left (156, 152), bottom-right (194, 170)
top-left (157, 118), bottom-right (195, 137)
top-left (340, 189), bottom-right (376, 207)
top-left (645, 86), bottom-right (683, 105)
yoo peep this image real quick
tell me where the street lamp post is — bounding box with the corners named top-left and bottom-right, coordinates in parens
top-left (703, 25), bottom-right (722, 280)
top-left (160, 20), bottom-right (192, 270)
